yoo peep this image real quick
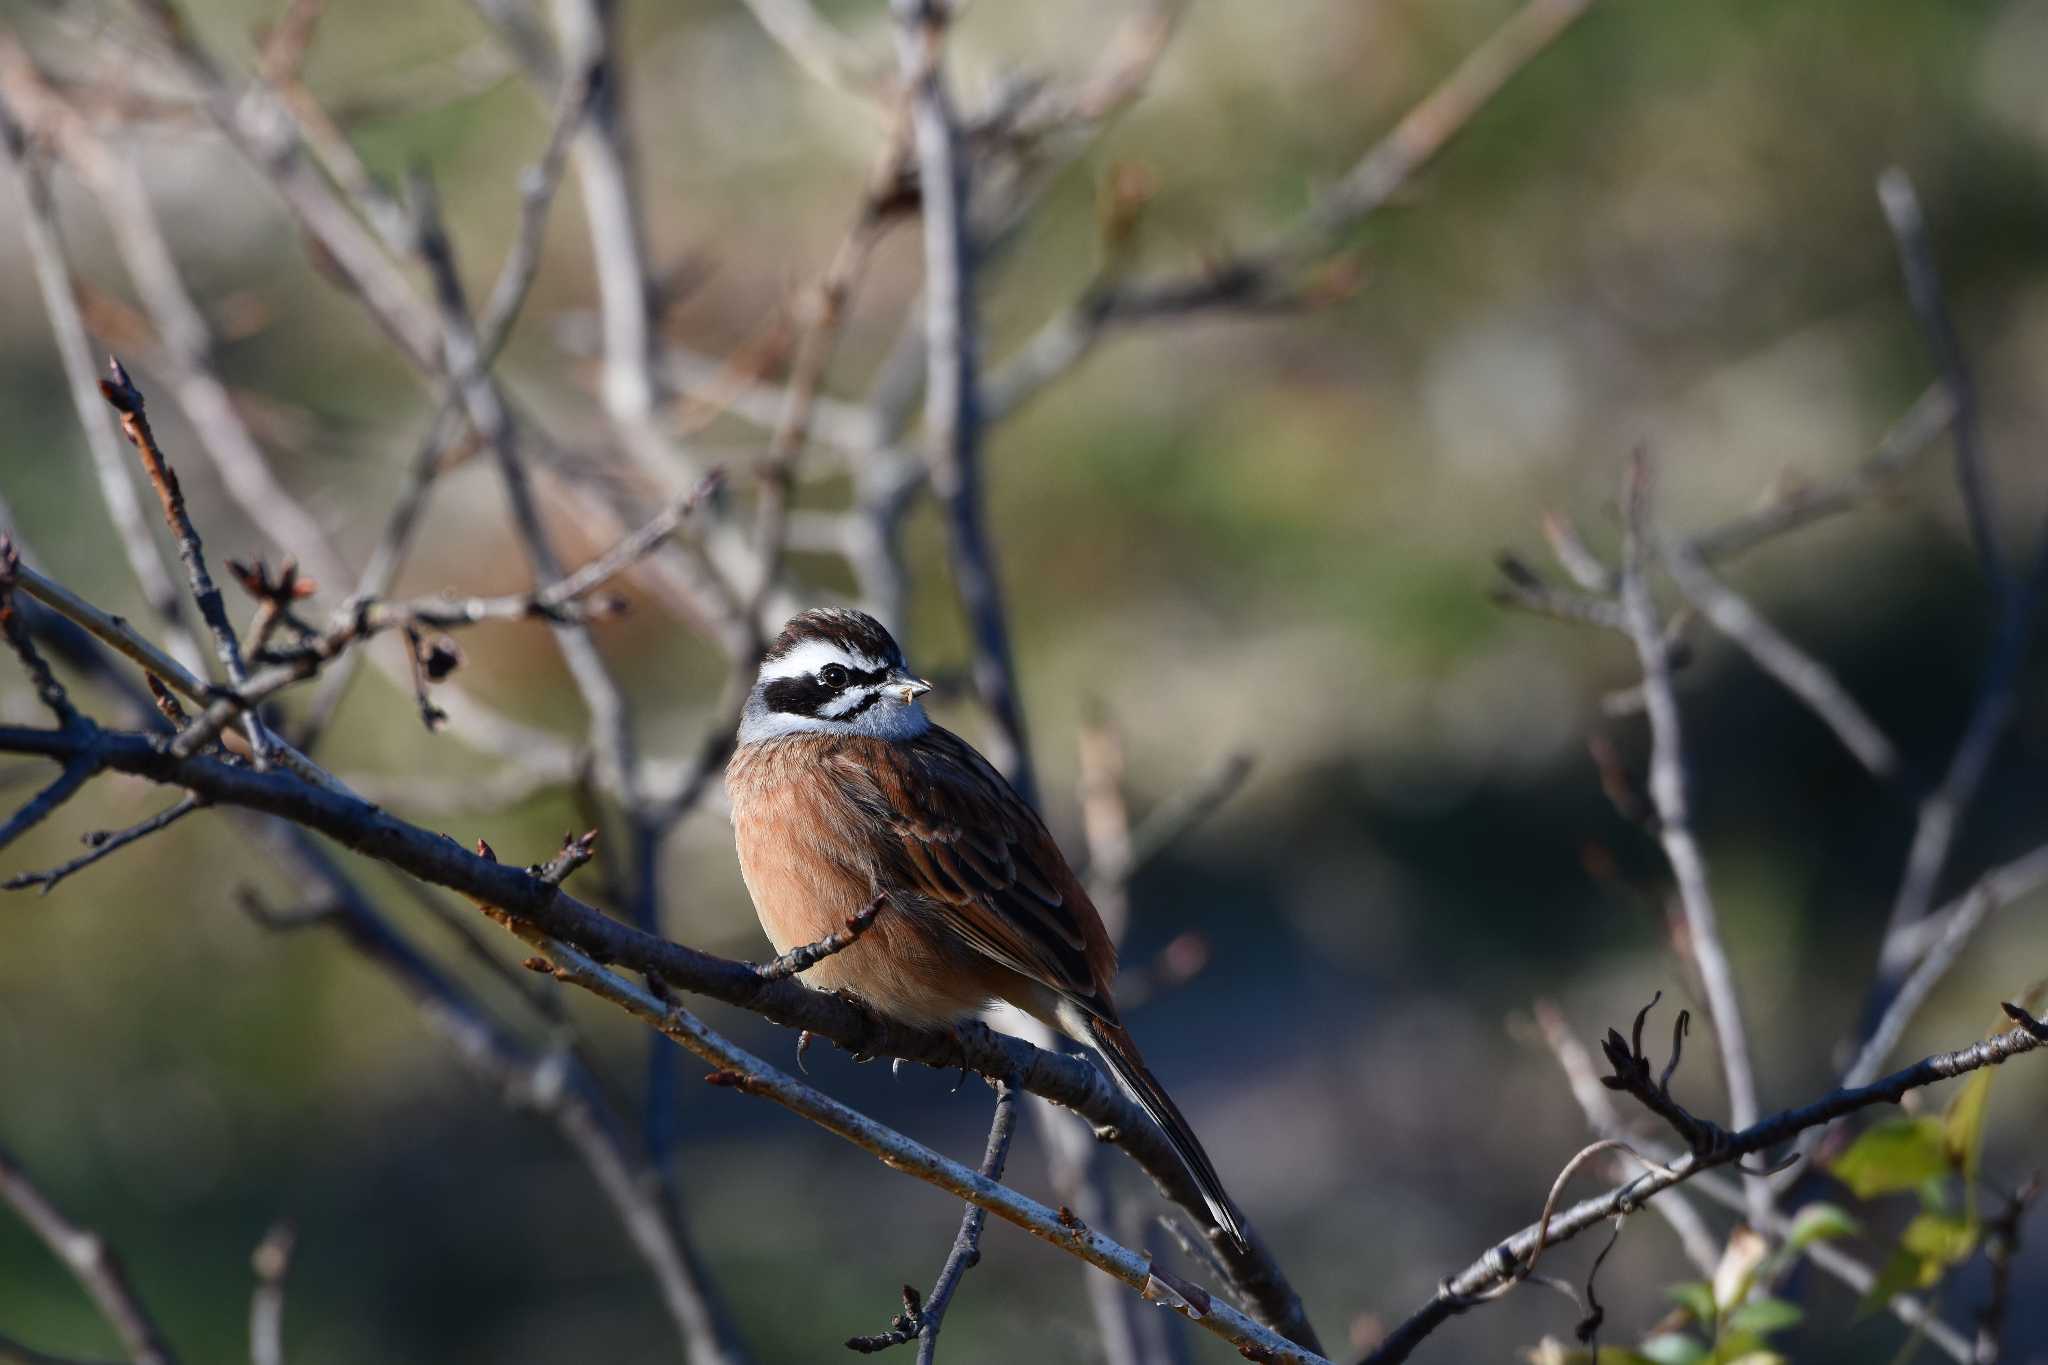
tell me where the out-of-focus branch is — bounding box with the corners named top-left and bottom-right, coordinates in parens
top-left (981, 0), bottom-right (1601, 414)
top-left (1663, 543), bottom-right (1903, 782)
top-left (894, 0), bottom-right (1035, 798)
top-left (1359, 1011), bottom-right (2045, 1365)
top-left (1877, 168), bottom-right (2001, 594)
top-left (1617, 455), bottom-right (1764, 1225)
top-left (735, 0), bottom-right (888, 102)
top-left (241, 829), bottom-right (748, 1365)
top-left (247, 1221), bottom-right (294, 1365)
top-left (0, 85), bottom-right (199, 675)
top-left (0, 1141), bottom-right (180, 1365)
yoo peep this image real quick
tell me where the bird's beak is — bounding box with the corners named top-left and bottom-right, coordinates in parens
top-left (881, 674), bottom-right (932, 704)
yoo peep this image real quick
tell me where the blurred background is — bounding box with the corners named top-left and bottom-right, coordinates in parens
top-left (2, 0), bottom-right (2046, 1360)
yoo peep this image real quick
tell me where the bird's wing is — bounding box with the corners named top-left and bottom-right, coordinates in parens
top-left (828, 727), bottom-right (1117, 1016)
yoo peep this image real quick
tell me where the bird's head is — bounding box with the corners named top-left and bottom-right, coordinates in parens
top-left (739, 608), bottom-right (933, 743)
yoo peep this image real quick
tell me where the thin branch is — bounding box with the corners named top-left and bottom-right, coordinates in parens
top-left (1663, 543), bottom-right (1903, 783)
top-left (3, 794), bottom-right (203, 894)
top-left (0, 1141), bottom-right (180, 1365)
top-left (1617, 454), bottom-right (1765, 1223)
top-left (1529, 1003), bottom-right (1975, 1362)
top-left (1877, 168), bottom-right (2001, 594)
top-left (983, 0), bottom-right (1600, 403)
top-left (755, 897), bottom-right (882, 982)
top-left (246, 828), bottom-right (747, 1365)
top-left (894, 0), bottom-right (1035, 799)
top-left (247, 1221), bottom-right (294, 1365)
top-left (1360, 1013), bottom-right (2045, 1364)
top-left (845, 1078), bottom-right (1019, 1361)
top-left (1973, 1176), bottom-right (2039, 1365)
top-left (98, 358), bottom-right (273, 764)
top-left (524, 933), bottom-right (1325, 1364)
top-left (0, 86), bottom-right (198, 673)
top-left (1684, 381), bottom-right (1954, 564)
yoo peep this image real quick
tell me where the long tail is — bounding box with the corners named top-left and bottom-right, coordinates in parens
top-left (1080, 1013), bottom-right (1250, 1249)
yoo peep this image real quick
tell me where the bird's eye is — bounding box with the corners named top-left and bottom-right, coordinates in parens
top-left (820, 664), bottom-right (849, 689)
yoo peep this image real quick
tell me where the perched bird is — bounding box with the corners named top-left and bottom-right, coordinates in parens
top-left (726, 607), bottom-right (1249, 1246)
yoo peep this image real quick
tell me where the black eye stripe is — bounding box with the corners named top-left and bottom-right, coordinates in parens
top-left (763, 677), bottom-right (835, 716)
top-left (820, 665), bottom-right (887, 689)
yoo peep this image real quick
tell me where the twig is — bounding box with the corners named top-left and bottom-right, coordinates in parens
top-left (0, 88), bottom-right (198, 673)
top-left (1684, 382), bottom-right (1954, 563)
top-left (248, 1220), bottom-right (295, 1365)
top-left (894, 0), bottom-right (1035, 799)
top-left (1361, 1014), bottom-right (2046, 1364)
top-left (98, 358), bottom-right (272, 764)
top-left (1664, 543), bottom-right (1903, 782)
top-left (845, 1078), bottom-right (1019, 1360)
top-left (1531, 1004), bottom-right (1976, 1362)
top-left (1617, 454), bottom-right (1765, 1225)
top-left (982, 0), bottom-right (1599, 404)
top-left (755, 897), bottom-right (883, 982)
top-left (2, 794), bottom-right (203, 894)
top-left (912, 1080), bottom-right (1016, 1365)
top-left (1973, 1176), bottom-right (2039, 1365)
top-left (0, 540), bottom-right (78, 728)
top-left (0, 1140), bottom-right (179, 1365)
top-left (167, 472), bottom-right (718, 758)
top-left (1877, 168), bottom-right (2001, 594)
top-left (736, 0), bottom-right (887, 101)
top-left (246, 827), bottom-right (747, 1365)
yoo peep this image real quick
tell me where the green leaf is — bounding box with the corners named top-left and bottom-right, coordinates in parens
top-left (1900, 1211), bottom-right (1977, 1267)
top-left (1830, 1117), bottom-right (1949, 1198)
top-left (1725, 1298), bottom-right (1803, 1337)
top-left (1944, 1066), bottom-right (1993, 1196)
top-left (1639, 1334), bottom-right (1712, 1365)
top-left (1854, 1216), bottom-right (1976, 1321)
top-left (1784, 1202), bottom-right (1859, 1254)
top-left (1855, 1245), bottom-right (1929, 1319)
top-left (1665, 1280), bottom-right (1717, 1323)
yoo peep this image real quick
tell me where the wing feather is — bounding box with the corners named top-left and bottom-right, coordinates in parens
top-left (828, 728), bottom-right (1114, 1013)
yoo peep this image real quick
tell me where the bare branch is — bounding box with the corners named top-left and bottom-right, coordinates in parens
top-left (1877, 168), bottom-right (2001, 593)
top-left (525, 933), bottom-right (1325, 1364)
top-left (3, 794), bottom-right (203, 894)
top-left (97, 358), bottom-right (274, 765)
top-left (754, 896), bottom-right (883, 982)
top-left (247, 1221), bottom-right (295, 1365)
top-left (845, 1078), bottom-right (1019, 1361)
top-left (1362, 1013), bottom-right (2045, 1364)
top-left (0, 84), bottom-right (198, 673)
top-left (1617, 454), bottom-right (1764, 1223)
top-left (1530, 1003), bottom-right (1977, 1362)
top-left (0, 1140), bottom-right (180, 1365)
top-left (1664, 543), bottom-right (1903, 782)
top-left (1684, 381), bottom-right (1954, 563)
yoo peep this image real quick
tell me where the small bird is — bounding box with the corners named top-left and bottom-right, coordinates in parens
top-left (727, 607), bottom-right (1249, 1246)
